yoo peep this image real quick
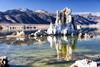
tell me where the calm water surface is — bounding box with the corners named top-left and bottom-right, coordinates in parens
top-left (0, 34), bottom-right (100, 67)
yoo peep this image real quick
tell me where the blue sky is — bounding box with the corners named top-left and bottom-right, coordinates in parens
top-left (0, 0), bottom-right (100, 12)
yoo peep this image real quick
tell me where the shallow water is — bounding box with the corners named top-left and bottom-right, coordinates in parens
top-left (0, 34), bottom-right (100, 67)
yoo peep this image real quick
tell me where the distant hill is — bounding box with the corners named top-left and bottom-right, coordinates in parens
top-left (0, 9), bottom-right (55, 24)
top-left (0, 9), bottom-right (98, 25)
top-left (73, 15), bottom-right (97, 25)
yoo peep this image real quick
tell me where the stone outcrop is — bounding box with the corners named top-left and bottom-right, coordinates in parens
top-left (47, 7), bottom-right (77, 35)
top-left (0, 56), bottom-right (8, 67)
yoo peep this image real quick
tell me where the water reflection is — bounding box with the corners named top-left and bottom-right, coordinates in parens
top-left (47, 36), bottom-right (77, 61)
top-left (0, 37), bottom-right (47, 46)
top-left (0, 33), bottom-right (98, 67)
top-left (0, 32), bottom-right (96, 48)
top-left (0, 32), bottom-right (96, 47)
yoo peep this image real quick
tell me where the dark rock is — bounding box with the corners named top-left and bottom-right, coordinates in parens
top-left (0, 56), bottom-right (8, 67)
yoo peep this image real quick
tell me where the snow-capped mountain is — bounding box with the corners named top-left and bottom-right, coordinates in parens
top-left (0, 9), bottom-right (98, 25)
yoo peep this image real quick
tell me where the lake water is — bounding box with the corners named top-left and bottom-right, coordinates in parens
top-left (0, 33), bottom-right (100, 67)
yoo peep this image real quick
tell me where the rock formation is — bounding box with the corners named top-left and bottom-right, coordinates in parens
top-left (47, 7), bottom-right (77, 35)
top-left (0, 56), bottom-right (8, 67)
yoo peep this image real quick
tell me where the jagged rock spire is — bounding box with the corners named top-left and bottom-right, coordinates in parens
top-left (47, 7), bottom-right (77, 35)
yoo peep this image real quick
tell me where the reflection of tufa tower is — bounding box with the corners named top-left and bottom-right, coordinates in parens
top-left (47, 7), bottom-right (77, 35)
top-left (47, 36), bottom-right (78, 61)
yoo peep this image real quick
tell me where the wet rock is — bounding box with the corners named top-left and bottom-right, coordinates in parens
top-left (0, 56), bottom-right (8, 67)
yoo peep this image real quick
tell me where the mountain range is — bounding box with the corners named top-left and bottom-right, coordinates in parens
top-left (0, 9), bottom-right (99, 25)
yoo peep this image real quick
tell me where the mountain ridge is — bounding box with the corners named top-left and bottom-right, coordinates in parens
top-left (0, 9), bottom-right (99, 25)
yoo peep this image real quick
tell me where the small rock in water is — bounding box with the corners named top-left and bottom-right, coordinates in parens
top-left (70, 59), bottom-right (97, 67)
top-left (0, 56), bottom-right (8, 67)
